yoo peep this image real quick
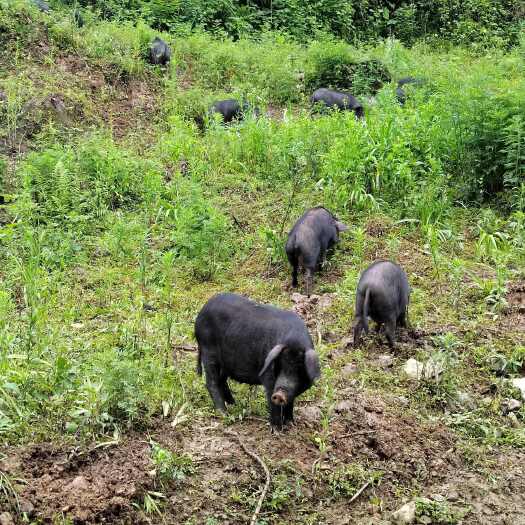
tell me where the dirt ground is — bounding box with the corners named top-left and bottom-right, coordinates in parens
top-left (3, 391), bottom-right (524, 524)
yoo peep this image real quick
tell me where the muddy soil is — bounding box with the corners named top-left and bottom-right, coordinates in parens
top-left (3, 383), bottom-right (524, 524)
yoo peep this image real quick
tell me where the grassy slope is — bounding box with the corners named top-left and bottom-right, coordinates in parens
top-left (0, 3), bottom-right (525, 524)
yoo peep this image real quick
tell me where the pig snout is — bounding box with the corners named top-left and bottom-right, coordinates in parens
top-left (271, 388), bottom-right (288, 406)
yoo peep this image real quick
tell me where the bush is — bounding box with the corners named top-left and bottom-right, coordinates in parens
top-left (18, 133), bottom-right (163, 232)
top-left (305, 42), bottom-right (391, 95)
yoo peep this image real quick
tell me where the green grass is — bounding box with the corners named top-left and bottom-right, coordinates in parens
top-left (0, 4), bottom-right (525, 521)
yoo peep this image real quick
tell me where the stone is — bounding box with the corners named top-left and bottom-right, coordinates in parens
top-left (396, 396), bottom-right (409, 407)
top-left (511, 377), bottom-right (525, 400)
top-left (431, 494), bottom-right (446, 502)
top-left (298, 405), bottom-right (322, 424)
top-left (68, 475), bottom-right (89, 491)
top-left (391, 501), bottom-right (416, 524)
top-left (507, 413), bottom-right (521, 428)
top-left (502, 398), bottom-right (522, 414)
top-left (19, 499), bottom-right (35, 516)
top-left (377, 354), bottom-right (394, 368)
top-left (0, 513), bottom-right (14, 525)
top-left (403, 358), bottom-right (424, 380)
top-left (403, 358), bottom-right (444, 381)
top-left (448, 391), bottom-right (477, 412)
top-left (334, 400), bottom-right (353, 413)
top-left (342, 363), bottom-right (358, 377)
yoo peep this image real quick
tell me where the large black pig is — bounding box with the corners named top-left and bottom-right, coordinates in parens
top-left (208, 99), bottom-right (259, 124)
top-left (311, 88), bottom-right (364, 118)
top-left (285, 207), bottom-right (348, 296)
top-left (395, 77), bottom-right (425, 105)
top-left (353, 260), bottom-right (410, 348)
top-left (195, 293), bottom-right (321, 429)
top-left (149, 37), bottom-right (171, 66)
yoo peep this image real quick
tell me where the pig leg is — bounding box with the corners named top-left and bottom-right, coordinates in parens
top-left (204, 361), bottom-right (227, 412)
top-left (221, 379), bottom-right (235, 405)
top-left (398, 308), bottom-right (408, 328)
top-left (304, 267), bottom-right (314, 297)
top-left (284, 401), bottom-right (294, 423)
top-left (384, 318), bottom-right (396, 349)
top-left (291, 264), bottom-right (299, 288)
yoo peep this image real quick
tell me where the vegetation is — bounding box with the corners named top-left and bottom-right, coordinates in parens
top-left (0, 0), bottom-right (524, 523)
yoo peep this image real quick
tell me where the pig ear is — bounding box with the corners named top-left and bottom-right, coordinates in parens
top-left (335, 221), bottom-right (349, 232)
top-left (259, 344), bottom-right (285, 377)
top-left (304, 349), bottom-right (321, 382)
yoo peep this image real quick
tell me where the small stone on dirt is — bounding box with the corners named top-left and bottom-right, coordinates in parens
top-left (511, 377), bottom-right (525, 400)
top-left (448, 391), bottom-right (477, 412)
top-left (377, 354), bottom-right (394, 368)
top-left (19, 499), bottom-right (35, 516)
top-left (298, 405), bottom-right (322, 424)
top-left (342, 363), bottom-right (358, 377)
top-left (502, 398), bottom-right (522, 414)
top-left (507, 412), bottom-right (521, 428)
top-left (403, 358), bottom-right (424, 380)
top-left (391, 501), bottom-right (416, 524)
top-left (68, 475), bottom-right (89, 491)
top-left (0, 513), bottom-right (14, 525)
top-left (403, 358), bottom-right (444, 381)
top-left (335, 400), bottom-right (353, 413)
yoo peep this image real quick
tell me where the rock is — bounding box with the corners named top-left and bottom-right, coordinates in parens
top-left (502, 398), bottom-right (522, 414)
top-left (448, 391), bottom-right (477, 412)
top-left (391, 501), bottom-right (416, 524)
top-left (68, 475), bottom-right (89, 491)
top-left (298, 405), bottom-right (322, 424)
top-left (507, 413), bottom-right (521, 428)
top-left (403, 358), bottom-right (424, 380)
top-left (423, 357), bottom-right (444, 380)
top-left (378, 354), bottom-right (394, 368)
top-left (396, 396), bottom-right (409, 407)
top-left (317, 293), bottom-right (336, 309)
top-left (340, 336), bottom-right (353, 349)
top-left (431, 494), bottom-right (446, 502)
top-left (291, 292), bottom-right (307, 303)
top-left (342, 363), bottom-right (358, 378)
top-left (19, 499), bottom-right (35, 516)
top-left (0, 90), bottom-right (6, 103)
top-left (0, 513), bottom-right (14, 525)
top-left (335, 400), bottom-right (353, 413)
top-left (511, 377), bottom-right (525, 400)
top-left (403, 358), bottom-right (444, 381)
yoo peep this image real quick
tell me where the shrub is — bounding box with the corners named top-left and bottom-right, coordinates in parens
top-left (18, 133), bottom-right (163, 233)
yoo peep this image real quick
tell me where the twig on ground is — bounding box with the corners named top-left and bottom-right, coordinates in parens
top-left (224, 429), bottom-right (271, 525)
top-left (339, 429), bottom-right (376, 439)
top-left (172, 343), bottom-right (197, 352)
top-left (349, 479), bottom-right (372, 504)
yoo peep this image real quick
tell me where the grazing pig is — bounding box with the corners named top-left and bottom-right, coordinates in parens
top-left (208, 99), bottom-right (259, 124)
top-left (311, 88), bottom-right (364, 118)
top-left (195, 293), bottom-right (320, 429)
top-left (353, 260), bottom-right (410, 348)
top-left (395, 77), bottom-right (425, 105)
top-left (149, 37), bottom-right (171, 66)
top-left (286, 207), bottom-right (348, 296)
top-left (33, 0), bottom-right (50, 12)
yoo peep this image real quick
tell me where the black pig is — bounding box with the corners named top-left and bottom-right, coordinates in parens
top-left (195, 293), bottom-right (320, 429)
top-left (311, 88), bottom-right (364, 118)
top-left (286, 207), bottom-right (348, 296)
top-left (149, 37), bottom-right (171, 66)
top-left (33, 0), bottom-right (50, 12)
top-left (353, 260), bottom-right (410, 348)
top-left (396, 77), bottom-right (425, 105)
top-left (208, 99), bottom-right (259, 124)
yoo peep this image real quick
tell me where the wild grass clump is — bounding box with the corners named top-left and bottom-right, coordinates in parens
top-left (17, 133), bottom-right (163, 233)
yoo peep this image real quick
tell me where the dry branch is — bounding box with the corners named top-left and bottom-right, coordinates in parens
top-left (224, 429), bottom-right (271, 525)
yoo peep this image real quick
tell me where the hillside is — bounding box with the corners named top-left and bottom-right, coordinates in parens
top-left (0, 1), bottom-right (525, 524)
